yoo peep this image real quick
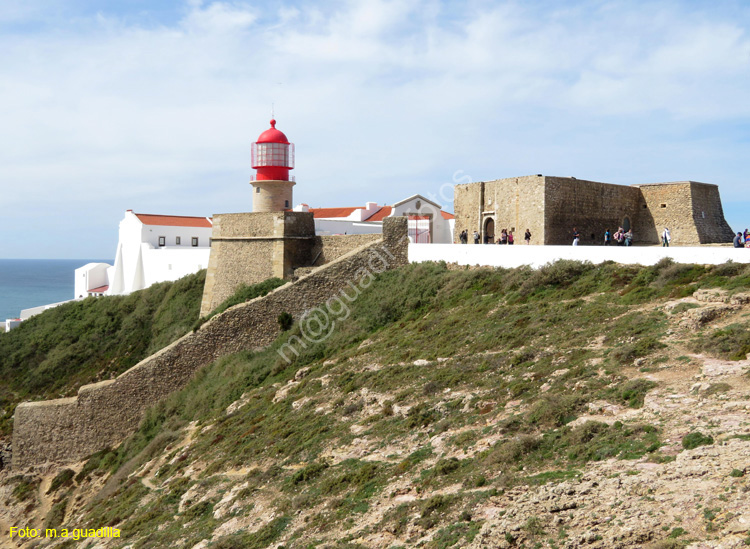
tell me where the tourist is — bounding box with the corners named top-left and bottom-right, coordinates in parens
top-left (508, 231), bottom-right (514, 245)
top-left (624, 230), bottom-right (633, 247)
top-left (500, 229), bottom-right (508, 245)
top-left (572, 227), bottom-right (580, 246)
top-left (744, 228), bottom-right (748, 243)
top-left (473, 231), bottom-right (480, 244)
top-left (524, 229), bottom-right (531, 244)
top-left (604, 229), bottom-right (611, 246)
top-left (734, 232), bottom-right (743, 248)
top-left (662, 227), bottom-right (671, 247)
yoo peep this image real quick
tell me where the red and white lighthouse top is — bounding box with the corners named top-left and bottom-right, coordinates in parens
top-left (252, 119), bottom-right (295, 181)
top-left (256, 119), bottom-right (290, 144)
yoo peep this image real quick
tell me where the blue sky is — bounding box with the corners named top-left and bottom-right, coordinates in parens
top-left (1, 0), bottom-right (749, 259)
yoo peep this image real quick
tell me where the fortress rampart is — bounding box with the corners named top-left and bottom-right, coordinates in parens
top-left (454, 176), bottom-right (734, 246)
top-left (12, 218), bottom-right (408, 469)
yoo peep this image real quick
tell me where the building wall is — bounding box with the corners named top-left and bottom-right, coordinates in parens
top-left (11, 218), bottom-right (409, 469)
top-left (74, 263), bottom-right (110, 299)
top-left (634, 182), bottom-right (734, 245)
top-left (311, 234), bottom-right (382, 265)
top-left (200, 211), bottom-right (316, 317)
top-left (455, 177), bottom-right (734, 246)
top-left (314, 218), bottom-right (382, 235)
top-left (483, 176), bottom-right (547, 244)
top-left (454, 176), bottom-right (547, 245)
top-left (453, 181), bottom-right (484, 243)
top-left (633, 183), bottom-right (698, 245)
top-left (544, 176), bottom-right (641, 245)
top-left (689, 183), bottom-right (735, 243)
top-left (252, 180), bottom-right (295, 212)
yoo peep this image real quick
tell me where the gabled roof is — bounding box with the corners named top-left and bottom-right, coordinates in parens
top-left (88, 285), bottom-right (109, 293)
top-left (441, 211), bottom-right (455, 220)
top-left (134, 213), bottom-right (213, 228)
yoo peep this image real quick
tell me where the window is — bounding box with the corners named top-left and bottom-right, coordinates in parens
top-left (660, 203), bottom-right (667, 208)
top-left (285, 200), bottom-right (289, 208)
top-left (192, 237), bottom-right (198, 247)
top-left (176, 236), bottom-right (181, 245)
top-left (158, 236), bottom-right (165, 247)
top-left (256, 187), bottom-right (261, 193)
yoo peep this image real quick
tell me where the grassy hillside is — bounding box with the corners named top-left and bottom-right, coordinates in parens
top-left (0, 270), bottom-right (206, 437)
top-left (3, 260), bottom-right (750, 548)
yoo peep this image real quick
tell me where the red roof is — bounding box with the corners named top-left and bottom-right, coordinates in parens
top-left (309, 207), bottom-right (360, 219)
top-left (256, 119), bottom-right (290, 144)
top-left (88, 285), bottom-right (109, 293)
top-left (441, 211), bottom-right (455, 220)
top-left (365, 206), bottom-right (392, 221)
top-left (134, 213), bottom-right (213, 228)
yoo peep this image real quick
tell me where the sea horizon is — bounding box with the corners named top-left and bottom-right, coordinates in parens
top-left (0, 258), bottom-right (113, 321)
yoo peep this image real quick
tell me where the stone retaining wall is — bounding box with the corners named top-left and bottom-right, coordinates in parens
top-left (12, 218), bottom-right (408, 469)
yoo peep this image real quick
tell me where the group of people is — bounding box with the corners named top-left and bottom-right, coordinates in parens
top-left (458, 226), bottom-right (750, 247)
top-left (599, 227), bottom-right (635, 246)
top-left (458, 229), bottom-right (532, 245)
top-left (734, 229), bottom-right (750, 248)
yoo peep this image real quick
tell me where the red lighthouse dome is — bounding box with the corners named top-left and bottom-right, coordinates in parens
top-left (252, 119), bottom-right (295, 181)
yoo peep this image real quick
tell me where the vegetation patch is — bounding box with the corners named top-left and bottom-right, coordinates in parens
top-left (694, 324), bottom-right (750, 361)
top-left (682, 431), bottom-right (714, 450)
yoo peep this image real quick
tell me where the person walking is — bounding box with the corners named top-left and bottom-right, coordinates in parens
top-left (473, 230), bottom-right (480, 244)
top-left (604, 229), bottom-right (611, 246)
top-left (734, 232), bottom-right (744, 248)
top-left (662, 227), bottom-right (671, 247)
top-left (572, 227), bottom-right (580, 246)
top-left (524, 229), bottom-right (531, 244)
top-left (500, 229), bottom-right (508, 245)
top-left (507, 231), bottom-right (514, 245)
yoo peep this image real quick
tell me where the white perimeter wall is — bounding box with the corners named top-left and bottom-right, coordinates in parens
top-left (409, 244), bottom-right (750, 268)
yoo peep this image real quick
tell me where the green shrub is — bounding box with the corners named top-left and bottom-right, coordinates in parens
top-left (45, 499), bottom-right (68, 529)
top-left (277, 312), bottom-right (293, 331)
top-left (607, 379), bottom-right (658, 408)
top-left (47, 469), bottom-right (75, 494)
top-left (694, 324), bottom-right (750, 361)
top-left (682, 431), bottom-right (714, 450)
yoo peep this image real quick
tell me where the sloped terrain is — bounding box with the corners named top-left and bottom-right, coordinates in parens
top-left (0, 271), bottom-right (208, 438)
top-left (2, 260), bottom-right (750, 549)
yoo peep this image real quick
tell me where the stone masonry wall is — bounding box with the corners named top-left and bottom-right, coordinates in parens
top-left (483, 176), bottom-right (546, 244)
top-left (200, 211), bottom-right (316, 316)
top-left (454, 176), bottom-right (546, 244)
top-left (12, 217), bottom-right (409, 469)
top-left (687, 183), bottom-right (735, 244)
top-left (311, 234), bottom-right (382, 265)
top-left (633, 183), bottom-right (699, 245)
top-left (544, 177), bottom-right (642, 245)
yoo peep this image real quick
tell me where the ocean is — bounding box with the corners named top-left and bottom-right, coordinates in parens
top-left (0, 259), bottom-right (112, 321)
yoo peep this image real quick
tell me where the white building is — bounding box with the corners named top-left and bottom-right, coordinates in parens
top-left (295, 194), bottom-right (455, 243)
top-left (75, 211), bottom-right (213, 298)
top-left (73, 197), bottom-right (452, 301)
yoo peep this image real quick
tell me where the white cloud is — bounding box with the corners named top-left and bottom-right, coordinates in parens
top-left (1, 0), bottom-right (750, 257)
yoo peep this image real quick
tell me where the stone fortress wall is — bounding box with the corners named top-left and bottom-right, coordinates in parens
top-left (454, 176), bottom-right (735, 246)
top-left (12, 218), bottom-right (409, 469)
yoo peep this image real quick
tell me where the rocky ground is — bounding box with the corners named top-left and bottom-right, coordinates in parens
top-left (1, 279), bottom-right (749, 549)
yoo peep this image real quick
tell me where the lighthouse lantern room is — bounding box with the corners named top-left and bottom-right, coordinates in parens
top-left (251, 119), bottom-right (296, 212)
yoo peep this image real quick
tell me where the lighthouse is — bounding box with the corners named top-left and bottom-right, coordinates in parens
top-left (251, 119), bottom-right (295, 212)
